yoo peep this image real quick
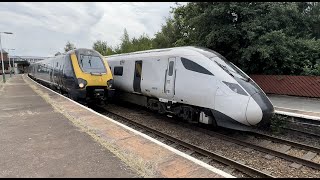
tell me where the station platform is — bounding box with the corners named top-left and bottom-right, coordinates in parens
top-left (268, 94), bottom-right (320, 121)
top-left (0, 74), bottom-right (232, 178)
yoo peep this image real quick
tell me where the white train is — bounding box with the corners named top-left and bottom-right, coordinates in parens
top-left (105, 46), bottom-right (274, 130)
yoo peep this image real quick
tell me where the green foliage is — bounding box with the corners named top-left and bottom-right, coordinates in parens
top-left (162, 2), bottom-right (320, 75)
top-left (93, 40), bottom-right (107, 55)
top-left (270, 114), bottom-right (288, 134)
top-left (64, 41), bottom-right (76, 53)
top-left (119, 28), bottom-right (132, 53)
top-left (92, 29), bottom-right (154, 55)
top-left (302, 62), bottom-right (320, 76)
top-left (93, 40), bottom-right (115, 56)
top-left (92, 2), bottom-right (320, 75)
top-left (153, 18), bottom-right (179, 48)
top-left (130, 33), bottom-right (154, 52)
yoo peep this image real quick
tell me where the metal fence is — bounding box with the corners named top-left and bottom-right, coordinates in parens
top-left (250, 75), bottom-right (320, 98)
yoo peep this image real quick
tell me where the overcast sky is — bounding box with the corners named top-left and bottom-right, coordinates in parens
top-left (0, 2), bottom-right (187, 57)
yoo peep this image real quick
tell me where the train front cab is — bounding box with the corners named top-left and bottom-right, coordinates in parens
top-left (68, 49), bottom-right (114, 102)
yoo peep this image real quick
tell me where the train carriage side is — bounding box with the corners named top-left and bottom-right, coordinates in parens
top-left (106, 54), bottom-right (170, 106)
top-left (105, 47), bottom-right (274, 131)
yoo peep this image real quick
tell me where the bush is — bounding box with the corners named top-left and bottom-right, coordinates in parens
top-left (270, 114), bottom-right (288, 134)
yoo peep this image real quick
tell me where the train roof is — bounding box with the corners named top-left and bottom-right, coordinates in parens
top-left (105, 46), bottom-right (223, 60)
top-left (32, 48), bottom-right (103, 64)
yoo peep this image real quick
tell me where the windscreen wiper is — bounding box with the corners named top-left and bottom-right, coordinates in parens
top-left (218, 63), bottom-right (234, 77)
top-left (90, 72), bottom-right (102, 76)
top-left (240, 77), bottom-right (250, 82)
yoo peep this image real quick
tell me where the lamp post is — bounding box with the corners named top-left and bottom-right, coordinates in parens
top-left (0, 32), bottom-right (13, 83)
top-left (7, 48), bottom-right (15, 77)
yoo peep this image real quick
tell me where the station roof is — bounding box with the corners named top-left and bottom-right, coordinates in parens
top-left (0, 49), bottom-right (8, 54)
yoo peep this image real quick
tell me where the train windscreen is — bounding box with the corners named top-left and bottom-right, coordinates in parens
top-left (192, 46), bottom-right (265, 95)
top-left (192, 47), bottom-right (250, 81)
top-left (78, 54), bottom-right (106, 74)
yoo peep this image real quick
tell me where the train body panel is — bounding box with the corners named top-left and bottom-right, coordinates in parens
top-left (105, 46), bottom-right (274, 130)
top-left (173, 55), bottom-right (217, 109)
top-left (28, 48), bottom-right (114, 101)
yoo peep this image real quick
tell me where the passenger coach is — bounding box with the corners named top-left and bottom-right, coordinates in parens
top-left (105, 46), bottom-right (274, 131)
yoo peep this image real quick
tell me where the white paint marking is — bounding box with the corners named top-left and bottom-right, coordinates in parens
top-left (26, 74), bottom-right (235, 178)
top-left (275, 110), bottom-right (320, 121)
top-left (275, 106), bottom-right (320, 114)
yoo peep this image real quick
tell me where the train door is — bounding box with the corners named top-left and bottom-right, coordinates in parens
top-left (49, 62), bottom-right (53, 82)
top-left (164, 57), bottom-right (176, 98)
top-left (58, 64), bottom-right (64, 88)
top-left (133, 60), bottom-right (142, 93)
top-left (54, 61), bottom-right (59, 84)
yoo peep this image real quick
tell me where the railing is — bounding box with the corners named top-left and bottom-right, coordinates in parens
top-left (250, 75), bottom-right (320, 98)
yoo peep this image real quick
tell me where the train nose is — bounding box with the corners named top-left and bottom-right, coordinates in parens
top-left (246, 92), bottom-right (274, 126)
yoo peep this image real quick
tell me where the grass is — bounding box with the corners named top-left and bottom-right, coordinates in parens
top-left (269, 114), bottom-right (288, 135)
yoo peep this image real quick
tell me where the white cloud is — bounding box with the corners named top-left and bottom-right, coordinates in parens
top-left (0, 2), bottom-right (187, 56)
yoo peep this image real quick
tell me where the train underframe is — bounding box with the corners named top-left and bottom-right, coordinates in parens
top-left (147, 98), bottom-right (216, 125)
top-left (115, 91), bottom-right (218, 127)
top-left (114, 91), bottom-right (267, 131)
top-left (28, 75), bottom-right (114, 104)
top-left (62, 87), bottom-right (115, 105)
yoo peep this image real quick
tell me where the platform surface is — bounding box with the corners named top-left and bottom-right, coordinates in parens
top-left (0, 75), bottom-right (139, 178)
top-left (268, 94), bottom-right (320, 119)
top-left (0, 74), bottom-right (232, 178)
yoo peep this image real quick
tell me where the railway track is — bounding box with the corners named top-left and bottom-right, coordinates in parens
top-left (241, 130), bottom-right (320, 154)
top-left (282, 126), bottom-right (320, 139)
top-left (275, 113), bottom-right (320, 139)
top-left (207, 129), bottom-right (320, 170)
top-left (95, 102), bottom-right (320, 173)
top-left (91, 105), bottom-right (274, 178)
top-left (275, 111), bottom-right (320, 127)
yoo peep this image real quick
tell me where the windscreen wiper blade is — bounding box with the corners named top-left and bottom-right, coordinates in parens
top-left (90, 72), bottom-right (102, 76)
top-left (219, 63), bottom-right (234, 77)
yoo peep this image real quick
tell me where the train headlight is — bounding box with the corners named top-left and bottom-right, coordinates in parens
top-left (77, 78), bottom-right (87, 89)
top-left (107, 79), bottom-right (113, 89)
top-left (222, 81), bottom-right (247, 96)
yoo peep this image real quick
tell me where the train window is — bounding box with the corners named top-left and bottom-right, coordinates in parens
top-left (135, 61), bottom-right (142, 78)
top-left (78, 54), bottom-right (106, 73)
top-left (181, 57), bottom-right (213, 76)
top-left (114, 66), bottom-right (123, 76)
top-left (169, 61), bottom-right (174, 76)
top-left (64, 54), bottom-right (72, 76)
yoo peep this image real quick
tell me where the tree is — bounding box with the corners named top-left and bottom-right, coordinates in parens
top-left (93, 40), bottom-right (116, 56)
top-left (64, 41), bottom-right (76, 52)
top-left (158, 2), bottom-right (320, 75)
top-left (153, 18), bottom-right (179, 48)
top-left (108, 29), bottom-right (154, 54)
top-left (93, 40), bottom-right (108, 55)
top-left (92, 2), bottom-right (320, 75)
top-left (119, 28), bottom-right (132, 53)
top-left (131, 33), bottom-right (153, 52)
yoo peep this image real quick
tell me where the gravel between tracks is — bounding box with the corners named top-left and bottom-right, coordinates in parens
top-left (102, 103), bottom-right (320, 178)
top-left (254, 122), bottom-right (320, 149)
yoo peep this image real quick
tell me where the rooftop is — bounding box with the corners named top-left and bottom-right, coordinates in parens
top-left (10, 55), bottom-right (50, 59)
top-left (0, 49), bottom-right (8, 54)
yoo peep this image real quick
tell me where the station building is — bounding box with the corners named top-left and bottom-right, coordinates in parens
top-left (0, 49), bottom-right (51, 74)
